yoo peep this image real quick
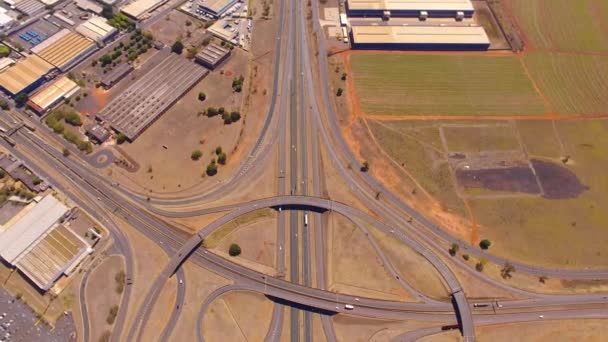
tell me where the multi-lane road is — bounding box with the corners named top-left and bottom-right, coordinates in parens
top-left (1, 0), bottom-right (607, 340)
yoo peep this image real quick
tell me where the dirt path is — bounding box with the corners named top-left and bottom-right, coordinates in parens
top-left (361, 113), bottom-right (608, 121)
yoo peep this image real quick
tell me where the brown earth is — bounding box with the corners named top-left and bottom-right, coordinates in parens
top-left (532, 159), bottom-right (588, 199)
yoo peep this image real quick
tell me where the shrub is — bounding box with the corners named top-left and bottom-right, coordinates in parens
top-left (198, 92), bottom-right (206, 101)
top-left (171, 40), bottom-right (184, 54)
top-left (191, 150), bottom-right (202, 160)
top-left (206, 161), bottom-right (217, 176)
top-left (479, 239), bottom-right (492, 250)
top-left (228, 243), bottom-right (241, 256)
top-left (116, 133), bottom-right (128, 144)
top-left (0, 101), bottom-right (9, 110)
top-left (217, 152), bottom-right (226, 165)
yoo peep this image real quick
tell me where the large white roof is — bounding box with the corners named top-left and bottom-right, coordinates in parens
top-left (347, 0), bottom-right (474, 12)
top-left (351, 25), bottom-right (489, 45)
top-left (0, 195), bottom-right (68, 264)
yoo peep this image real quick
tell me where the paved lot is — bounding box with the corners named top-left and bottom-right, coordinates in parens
top-left (0, 288), bottom-right (76, 342)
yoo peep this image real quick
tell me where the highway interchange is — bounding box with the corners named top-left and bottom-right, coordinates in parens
top-left (0, 0), bottom-right (607, 341)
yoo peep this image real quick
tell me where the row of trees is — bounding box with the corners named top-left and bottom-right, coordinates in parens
top-left (201, 106), bottom-right (242, 124)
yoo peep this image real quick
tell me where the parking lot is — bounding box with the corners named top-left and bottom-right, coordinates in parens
top-left (0, 288), bottom-right (76, 342)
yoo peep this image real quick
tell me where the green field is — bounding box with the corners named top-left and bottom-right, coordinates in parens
top-left (350, 54), bottom-right (546, 116)
top-left (524, 53), bottom-right (608, 115)
top-left (507, 0), bottom-right (608, 52)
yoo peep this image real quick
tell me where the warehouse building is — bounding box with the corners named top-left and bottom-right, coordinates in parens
top-left (97, 53), bottom-right (208, 140)
top-left (99, 62), bottom-right (133, 89)
top-left (32, 29), bottom-right (97, 72)
top-left (0, 8), bottom-right (15, 29)
top-left (27, 76), bottom-right (80, 114)
top-left (15, 0), bottom-right (45, 16)
top-left (75, 16), bottom-right (118, 44)
top-left (0, 57), bottom-right (15, 72)
top-left (0, 55), bottom-right (54, 96)
top-left (194, 43), bottom-right (231, 69)
top-left (346, 0), bottom-right (475, 18)
top-left (207, 19), bottom-right (238, 44)
top-left (0, 195), bottom-right (91, 291)
top-left (195, 0), bottom-right (239, 18)
top-left (121, 0), bottom-right (168, 21)
top-left (350, 25), bottom-right (490, 50)
top-left (74, 0), bottom-right (103, 15)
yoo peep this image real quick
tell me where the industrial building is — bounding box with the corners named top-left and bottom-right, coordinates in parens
top-left (194, 43), bottom-right (231, 69)
top-left (0, 195), bottom-right (91, 291)
top-left (0, 58), bottom-right (15, 72)
top-left (346, 0), bottom-right (475, 18)
top-left (350, 25), bottom-right (490, 50)
top-left (0, 55), bottom-right (54, 96)
top-left (207, 19), bottom-right (238, 44)
top-left (195, 0), bottom-right (239, 18)
top-left (85, 124), bottom-right (111, 143)
top-left (75, 16), bottom-right (118, 44)
top-left (121, 0), bottom-right (168, 20)
top-left (15, 0), bottom-right (45, 16)
top-left (99, 62), bottom-right (133, 88)
top-left (74, 0), bottom-right (103, 15)
top-left (32, 29), bottom-right (97, 71)
top-left (0, 7), bottom-right (15, 29)
top-left (97, 53), bottom-right (208, 140)
top-left (27, 76), bottom-right (80, 114)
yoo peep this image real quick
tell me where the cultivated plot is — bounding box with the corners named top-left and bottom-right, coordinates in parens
top-left (506, 0), bottom-right (608, 52)
top-left (349, 54), bottom-right (546, 116)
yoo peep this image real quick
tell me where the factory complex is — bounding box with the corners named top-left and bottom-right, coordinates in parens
top-left (0, 195), bottom-right (93, 291)
top-left (343, 0), bottom-right (489, 51)
top-left (97, 52), bottom-right (209, 141)
top-left (27, 76), bottom-right (80, 114)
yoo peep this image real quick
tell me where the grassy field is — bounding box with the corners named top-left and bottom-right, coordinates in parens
top-left (350, 54), bottom-right (546, 116)
top-left (524, 53), bottom-right (608, 115)
top-left (442, 124), bottom-right (521, 152)
top-left (506, 0), bottom-right (608, 52)
top-left (366, 120), bottom-right (467, 217)
top-left (470, 120), bottom-right (608, 267)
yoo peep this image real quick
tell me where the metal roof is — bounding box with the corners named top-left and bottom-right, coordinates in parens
top-left (347, 0), bottom-right (474, 11)
top-left (121, 0), bottom-right (168, 19)
top-left (198, 0), bottom-right (237, 14)
top-left (0, 55), bottom-right (54, 95)
top-left (28, 76), bottom-right (79, 112)
top-left (351, 25), bottom-right (489, 45)
top-left (0, 195), bottom-right (68, 264)
top-left (76, 16), bottom-right (118, 42)
top-left (34, 30), bottom-right (95, 69)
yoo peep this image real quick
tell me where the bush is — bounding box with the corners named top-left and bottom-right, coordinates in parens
top-left (360, 161), bottom-right (369, 172)
top-left (500, 263), bottom-right (515, 279)
top-left (191, 149), bottom-right (202, 160)
top-left (171, 40), bottom-right (184, 54)
top-left (217, 152), bottom-right (226, 165)
top-left (215, 146), bottom-right (222, 155)
top-left (336, 87), bottom-right (343, 96)
top-left (462, 254), bottom-right (470, 261)
top-left (116, 133), bottom-right (128, 144)
top-left (14, 93), bottom-right (28, 107)
top-left (232, 75), bottom-right (244, 92)
top-left (198, 92), bottom-right (206, 101)
top-left (229, 111), bottom-right (241, 123)
top-left (479, 239), bottom-right (492, 250)
top-left (32, 177), bottom-right (42, 185)
top-left (62, 148), bottom-right (70, 157)
top-left (0, 101), bottom-right (9, 110)
top-left (65, 112), bottom-right (82, 126)
top-left (475, 261), bottom-right (485, 272)
top-left (448, 243), bottom-right (459, 256)
top-left (206, 107), bottom-right (218, 117)
top-left (206, 161), bottom-right (217, 176)
top-left (228, 243), bottom-right (241, 256)
top-left (0, 45), bottom-right (9, 58)
top-left (106, 305), bottom-right (119, 325)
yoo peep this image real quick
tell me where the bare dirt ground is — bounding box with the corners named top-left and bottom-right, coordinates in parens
top-left (332, 316), bottom-right (445, 342)
top-left (149, 10), bottom-right (208, 47)
top-left (170, 261), bottom-right (232, 342)
top-left (367, 227), bottom-right (451, 301)
top-left (84, 255), bottom-right (125, 342)
top-left (202, 291), bottom-right (273, 342)
top-left (326, 214), bottom-right (412, 301)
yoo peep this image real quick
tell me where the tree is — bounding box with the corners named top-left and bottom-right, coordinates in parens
top-left (479, 239), bottom-right (492, 250)
top-left (0, 169), bottom-right (5, 178)
top-left (539, 275), bottom-right (548, 284)
top-left (448, 243), bottom-right (459, 256)
top-left (0, 45), bottom-right (9, 58)
top-left (198, 92), bottom-right (206, 101)
top-left (228, 243), bottom-right (241, 256)
top-left (191, 149), bottom-right (202, 160)
top-left (65, 112), bottom-right (82, 126)
top-left (14, 93), bottom-right (28, 107)
top-left (0, 101), bottom-right (9, 110)
top-left (206, 107), bottom-right (218, 117)
top-left (336, 87), bottom-right (343, 96)
top-left (215, 146), bottom-right (222, 155)
top-left (462, 254), bottom-right (470, 261)
top-left (500, 263), bottom-right (516, 279)
top-left (62, 148), bottom-right (70, 157)
top-left (217, 152), bottom-right (227, 165)
top-left (100, 54), bottom-right (113, 66)
top-left (116, 133), bottom-right (128, 144)
top-left (229, 111), bottom-right (241, 123)
top-left (171, 40), bottom-right (184, 54)
top-left (341, 72), bottom-right (347, 81)
top-left (475, 260), bottom-right (485, 272)
top-left (32, 176), bottom-right (42, 185)
top-left (206, 161), bottom-right (218, 176)
top-left (360, 161), bottom-right (369, 172)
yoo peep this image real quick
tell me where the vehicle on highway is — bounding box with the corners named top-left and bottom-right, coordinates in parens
top-left (473, 303), bottom-right (489, 308)
top-left (304, 213), bottom-right (308, 226)
top-left (344, 304), bottom-right (354, 310)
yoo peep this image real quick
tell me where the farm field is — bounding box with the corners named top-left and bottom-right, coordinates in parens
top-left (523, 53), bottom-right (608, 115)
top-left (505, 0), bottom-right (608, 52)
top-left (442, 124), bottom-right (521, 152)
top-left (349, 54), bottom-right (546, 116)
